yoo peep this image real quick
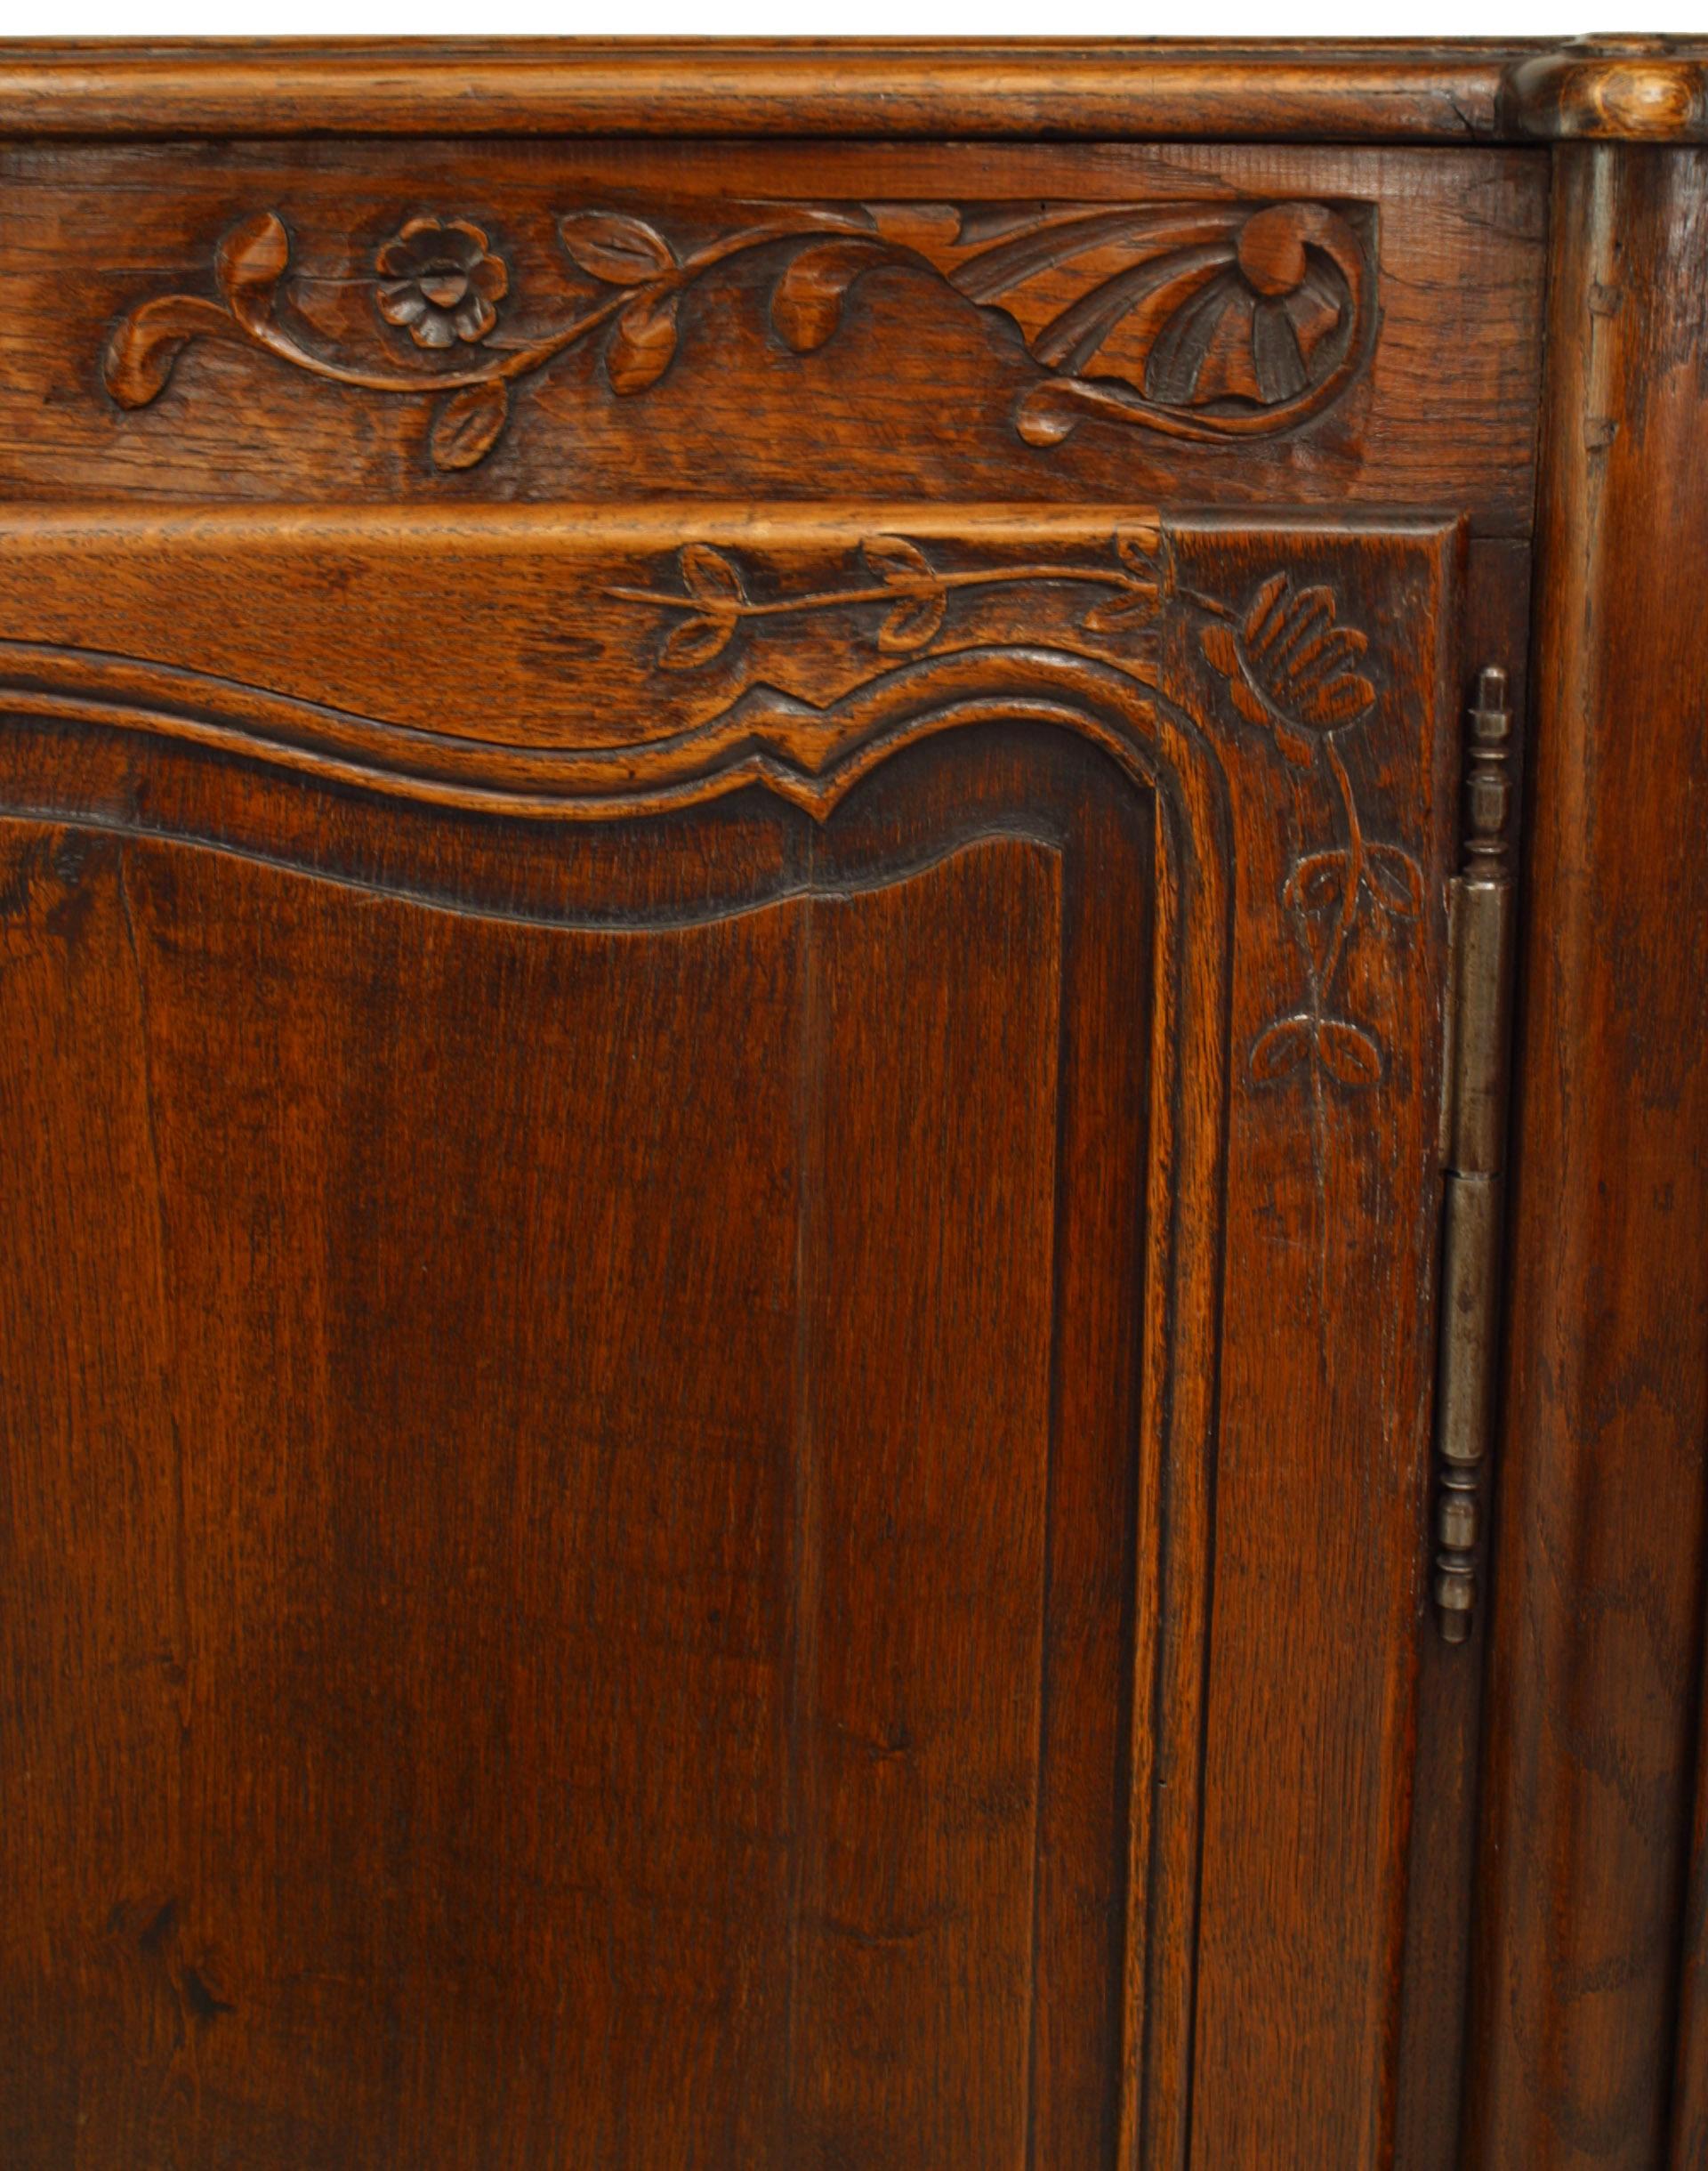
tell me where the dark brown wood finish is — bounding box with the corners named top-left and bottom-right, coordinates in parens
top-left (1679, 1647), bottom-right (1708, 2171)
top-left (0, 37), bottom-right (1704, 2171)
top-left (0, 503), bottom-right (1463, 2167)
top-left (1466, 143), bottom-right (1708, 2171)
top-left (1504, 37), bottom-right (1708, 141)
top-left (0, 39), bottom-right (1541, 143)
top-left (0, 139), bottom-right (1545, 529)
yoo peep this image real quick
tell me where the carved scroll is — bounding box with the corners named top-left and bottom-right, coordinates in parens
top-left (103, 197), bottom-right (1376, 471)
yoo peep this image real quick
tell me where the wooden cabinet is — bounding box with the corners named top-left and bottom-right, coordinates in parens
top-left (0, 39), bottom-right (1701, 2171)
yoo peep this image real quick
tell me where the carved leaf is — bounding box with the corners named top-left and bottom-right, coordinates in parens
top-left (214, 211), bottom-right (290, 318)
top-left (1250, 1015), bottom-right (1315, 1082)
top-left (1115, 526), bottom-right (1161, 575)
top-left (1082, 590), bottom-right (1158, 634)
top-left (926, 199), bottom-right (1366, 431)
top-left (560, 211), bottom-right (677, 286)
top-left (680, 545), bottom-right (745, 607)
top-left (1201, 621), bottom-right (1241, 679)
top-left (101, 295), bottom-right (234, 408)
top-left (1242, 576), bottom-right (1374, 734)
top-left (430, 378), bottom-right (510, 471)
top-left (863, 536), bottom-right (935, 586)
top-left (770, 239), bottom-right (882, 353)
top-left (878, 592), bottom-right (947, 653)
top-left (1365, 842), bottom-right (1424, 917)
top-left (607, 292), bottom-right (680, 394)
top-left (1316, 1016), bottom-right (1384, 1086)
top-left (1284, 847), bottom-right (1349, 917)
top-left (1297, 660), bottom-right (1376, 730)
top-left (660, 613), bottom-right (736, 670)
top-left (1200, 620), bottom-right (1275, 733)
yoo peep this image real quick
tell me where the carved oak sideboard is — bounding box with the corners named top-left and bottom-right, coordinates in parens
top-left (0, 37), bottom-right (1703, 2171)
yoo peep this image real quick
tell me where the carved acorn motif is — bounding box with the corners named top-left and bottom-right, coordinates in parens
top-left (375, 217), bottom-right (508, 349)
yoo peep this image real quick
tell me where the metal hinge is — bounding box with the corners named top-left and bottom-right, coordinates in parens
top-left (1432, 666), bottom-right (1519, 1643)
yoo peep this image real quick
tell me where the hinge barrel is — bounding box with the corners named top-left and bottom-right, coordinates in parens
top-left (1434, 666), bottom-right (1518, 1642)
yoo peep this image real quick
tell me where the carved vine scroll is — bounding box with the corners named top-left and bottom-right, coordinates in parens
top-left (102, 198), bottom-right (1376, 471)
top-left (608, 528), bottom-right (1416, 1093)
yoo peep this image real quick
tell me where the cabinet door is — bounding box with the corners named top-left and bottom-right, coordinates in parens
top-left (0, 504), bottom-right (1461, 2170)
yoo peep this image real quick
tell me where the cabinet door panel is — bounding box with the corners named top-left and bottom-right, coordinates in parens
top-left (0, 505), bottom-right (1461, 2170)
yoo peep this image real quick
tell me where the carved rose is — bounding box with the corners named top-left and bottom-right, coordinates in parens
top-left (1201, 571), bottom-right (1374, 766)
top-left (376, 217), bottom-right (508, 350)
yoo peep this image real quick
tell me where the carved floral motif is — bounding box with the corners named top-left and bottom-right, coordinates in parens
top-left (1198, 574), bottom-right (1422, 1088)
top-left (103, 197), bottom-right (1375, 470)
top-left (614, 534), bottom-right (1417, 1094)
top-left (375, 216), bottom-right (508, 349)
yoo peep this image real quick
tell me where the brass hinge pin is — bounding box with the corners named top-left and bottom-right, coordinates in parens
top-left (1434, 666), bottom-right (1517, 1642)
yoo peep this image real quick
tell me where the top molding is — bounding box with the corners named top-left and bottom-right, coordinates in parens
top-left (0, 38), bottom-right (1697, 146)
top-left (1502, 36), bottom-right (1708, 141)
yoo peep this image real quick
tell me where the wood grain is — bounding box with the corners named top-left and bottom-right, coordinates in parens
top-left (1676, 1618), bottom-right (1708, 2171)
top-left (0, 140), bottom-right (1546, 532)
top-left (1504, 38), bottom-right (1708, 141)
top-left (1173, 515), bottom-right (1462, 2171)
top-left (13, 44), bottom-right (1673, 2160)
top-left (0, 742), bottom-right (1161, 2167)
top-left (0, 503), bottom-right (1465, 2165)
top-left (0, 39), bottom-right (1545, 143)
top-left (1465, 143), bottom-right (1708, 2171)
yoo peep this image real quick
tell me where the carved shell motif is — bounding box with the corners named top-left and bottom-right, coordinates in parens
top-left (915, 198), bottom-right (1374, 444)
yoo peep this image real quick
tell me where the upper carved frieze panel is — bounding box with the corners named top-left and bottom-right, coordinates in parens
top-left (103, 196), bottom-right (1378, 472)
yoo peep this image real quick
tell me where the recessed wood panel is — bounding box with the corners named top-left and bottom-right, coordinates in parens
top-left (0, 725), bottom-right (1184, 2168)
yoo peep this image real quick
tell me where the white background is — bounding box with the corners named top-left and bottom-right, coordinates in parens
top-left (9, 4), bottom-right (1702, 46)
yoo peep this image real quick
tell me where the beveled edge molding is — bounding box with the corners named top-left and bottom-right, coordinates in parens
top-left (1502, 36), bottom-right (1708, 141)
top-left (0, 39), bottom-right (1535, 141)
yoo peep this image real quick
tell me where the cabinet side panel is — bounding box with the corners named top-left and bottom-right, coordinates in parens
top-left (1468, 144), bottom-right (1708, 2171)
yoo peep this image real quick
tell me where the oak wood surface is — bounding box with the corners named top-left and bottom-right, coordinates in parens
top-left (1390, 530), bottom-right (1534, 2171)
top-left (0, 505), bottom-right (1463, 2167)
top-left (0, 39), bottom-right (1544, 144)
top-left (1465, 143), bottom-right (1708, 2171)
top-left (0, 139), bottom-right (1545, 535)
top-left (1678, 1632), bottom-right (1708, 2171)
top-left (6, 37), bottom-right (1703, 146)
top-left (4, 41), bottom-right (1701, 2166)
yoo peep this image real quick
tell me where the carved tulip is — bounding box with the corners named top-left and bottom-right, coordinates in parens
top-left (1201, 571), bottom-right (1375, 765)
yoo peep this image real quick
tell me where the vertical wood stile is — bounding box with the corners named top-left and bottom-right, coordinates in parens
top-left (1464, 141), bottom-right (1708, 2171)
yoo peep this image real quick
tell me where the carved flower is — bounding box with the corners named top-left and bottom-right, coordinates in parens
top-left (375, 217), bottom-right (508, 349)
top-left (1201, 572), bottom-right (1374, 765)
